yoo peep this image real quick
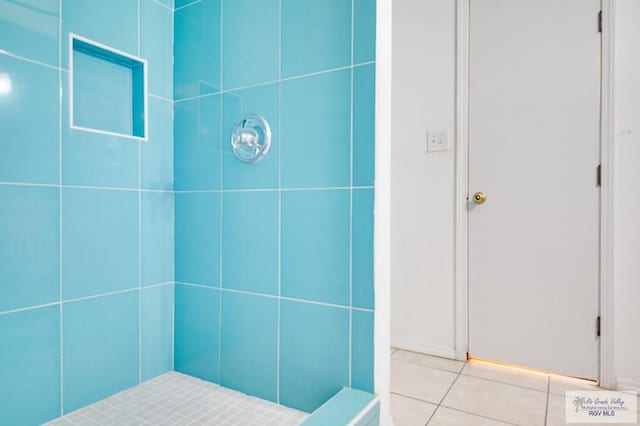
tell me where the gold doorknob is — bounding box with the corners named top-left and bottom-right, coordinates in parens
top-left (472, 192), bottom-right (487, 205)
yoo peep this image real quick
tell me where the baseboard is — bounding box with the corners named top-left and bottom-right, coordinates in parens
top-left (391, 340), bottom-right (456, 360)
top-left (615, 377), bottom-right (640, 392)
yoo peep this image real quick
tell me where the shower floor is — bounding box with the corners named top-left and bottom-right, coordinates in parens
top-left (46, 372), bottom-right (308, 426)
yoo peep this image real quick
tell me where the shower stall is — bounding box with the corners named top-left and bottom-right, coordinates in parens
top-left (0, 0), bottom-right (378, 424)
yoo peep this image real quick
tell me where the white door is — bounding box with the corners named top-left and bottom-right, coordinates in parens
top-left (468, 0), bottom-right (601, 379)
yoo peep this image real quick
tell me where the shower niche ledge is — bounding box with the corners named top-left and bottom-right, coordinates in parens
top-left (69, 34), bottom-right (148, 141)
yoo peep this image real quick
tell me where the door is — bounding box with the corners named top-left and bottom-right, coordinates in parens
top-left (468, 0), bottom-right (601, 379)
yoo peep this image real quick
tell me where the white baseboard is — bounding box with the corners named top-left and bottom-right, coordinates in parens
top-left (615, 377), bottom-right (640, 392)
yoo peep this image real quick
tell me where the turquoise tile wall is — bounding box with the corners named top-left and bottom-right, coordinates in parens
top-left (0, 0), bottom-right (375, 422)
top-left (174, 0), bottom-right (376, 414)
top-left (174, 284), bottom-right (220, 382)
top-left (0, 1), bottom-right (174, 424)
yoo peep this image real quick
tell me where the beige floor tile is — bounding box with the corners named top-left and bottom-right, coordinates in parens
top-left (441, 375), bottom-right (547, 426)
top-left (548, 375), bottom-right (600, 395)
top-left (391, 394), bottom-right (437, 426)
top-left (393, 350), bottom-right (466, 374)
top-left (391, 359), bottom-right (459, 404)
top-left (461, 360), bottom-right (549, 391)
top-left (428, 407), bottom-right (511, 426)
top-left (546, 394), bottom-right (571, 426)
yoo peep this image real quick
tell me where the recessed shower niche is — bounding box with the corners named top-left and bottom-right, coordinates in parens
top-left (70, 34), bottom-right (147, 140)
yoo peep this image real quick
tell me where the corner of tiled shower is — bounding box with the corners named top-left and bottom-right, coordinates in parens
top-left (0, 0), bottom-right (376, 424)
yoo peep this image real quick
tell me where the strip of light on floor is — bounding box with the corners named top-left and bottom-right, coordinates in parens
top-left (467, 355), bottom-right (599, 384)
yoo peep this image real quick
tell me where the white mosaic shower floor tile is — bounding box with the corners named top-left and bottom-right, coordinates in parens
top-left (45, 372), bottom-right (308, 426)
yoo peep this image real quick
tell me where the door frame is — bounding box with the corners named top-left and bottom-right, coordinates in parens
top-left (453, 0), bottom-right (616, 388)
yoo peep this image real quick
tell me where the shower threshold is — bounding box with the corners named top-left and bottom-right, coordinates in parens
top-left (45, 372), bottom-right (308, 426)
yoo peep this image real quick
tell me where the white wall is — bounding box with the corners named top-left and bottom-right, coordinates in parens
top-left (390, 0), bottom-right (457, 357)
top-left (613, 0), bottom-right (640, 391)
top-left (391, 0), bottom-right (640, 390)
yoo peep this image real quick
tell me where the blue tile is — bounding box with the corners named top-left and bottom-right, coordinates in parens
top-left (62, 77), bottom-right (139, 188)
top-left (281, 71), bottom-right (351, 188)
top-left (63, 291), bottom-right (139, 413)
top-left (222, 84), bottom-right (279, 190)
top-left (61, 0), bottom-right (138, 69)
top-left (142, 98), bottom-right (173, 190)
top-left (222, 0), bottom-right (278, 90)
top-left (174, 0), bottom-right (221, 100)
top-left (0, 306), bottom-right (60, 426)
top-left (62, 189), bottom-right (138, 299)
top-left (222, 192), bottom-right (278, 295)
top-left (174, 284), bottom-right (220, 383)
top-left (175, 0), bottom-right (197, 9)
top-left (353, 64), bottom-right (375, 187)
top-left (174, 95), bottom-right (221, 191)
top-left (140, 0), bottom-right (173, 99)
top-left (0, 186), bottom-right (59, 312)
top-left (141, 191), bottom-right (174, 286)
top-left (141, 284), bottom-right (174, 381)
top-left (72, 48), bottom-right (134, 136)
top-left (175, 193), bottom-right (220, 286)
top-left (155, 0), bottom-right (172, 7)
top-left (0, 0), bottom-right (59, 66)
top-left (352, 189), bottom-right (374, 309)
top-left (351, 310), bottom-right (374, 392)
top-left (281, 0), bottom-right (351, 77)
top-left (0, 55), bottom-right (59, 184)
top-left (220, 292), bottom-right (277, 402)
top-left (354, 0), bottom-right (376, 64)
top-left (280, 300), bottom-right (349, 412)
top-left (281, 190), bottom-right (350, 305)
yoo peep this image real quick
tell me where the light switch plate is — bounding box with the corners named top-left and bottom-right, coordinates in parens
top-left (427, 131), bottom-right (449, 152)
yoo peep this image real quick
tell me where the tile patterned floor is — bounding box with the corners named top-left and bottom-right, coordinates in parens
top-left (390, 348), bottom-right (640, 426)
top-left (45, 372), bottom-right (308, 426)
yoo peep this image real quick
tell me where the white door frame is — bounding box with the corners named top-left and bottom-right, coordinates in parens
top-left (453, 0), bottom-right (616, 388)
top-left (374, 0), bottom-right (392, 423)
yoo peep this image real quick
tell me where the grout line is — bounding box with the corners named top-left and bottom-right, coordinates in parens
top-left (217, 0), bottom-right (224, 385)
top-left (0, 301), bottom-right (61, 317)
top-left (390, 391), bottom-right (438, 406)
top-left (276, 0), bottom-right (283, 402)
top-left (544, 376), bottom-right (550, 425)
top-left (437, 366), bottom-right (463, 402)
top-left (424, 403), bottom-right (519, 426)
top-left (174, 186), bottom-right (374, 193)
top-left (424, 405), bottom-right (440, 426)
top-left (64, 287), bottom-right (140, 305)
top-left (170, 0), bottom-right (176, 370)
top-left (0, 182), bottom-right (174, 192)
top-left (171, 282), bottom-right (175, 371)
top-left (423, 358), bottom-right (467, 425)
top-left (458, 372), bottom-right (550, 394)
top-left (173, 61), bottom-right (376, 104)
top-left (148, 93), bottom-right (173, 102)
top-left (348, 0), bottom-right (355, 389)
top-left (150, 0), bottom-right (173, 11)
top-left (390, 354), bottom-right (465, 377)
top-left (0, 181), bottom-right (59, 188)
top-left (0, 282), bottom-right (176, 317)
top-left (137, 0), bottom-right (143, 384)
top-left (0, 50), bottom-right (60, 71)
top-left (57, 0), bottom-right (64, 414)
top-left (173, 0), bottom-right (203, 12)
top-left (0, 181), bottom-right (372, 193)
top-left (174, 282), bottom-right (375, 312)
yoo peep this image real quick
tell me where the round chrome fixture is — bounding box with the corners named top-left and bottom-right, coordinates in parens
top-left (231, 114), bottom-right (271, 163)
